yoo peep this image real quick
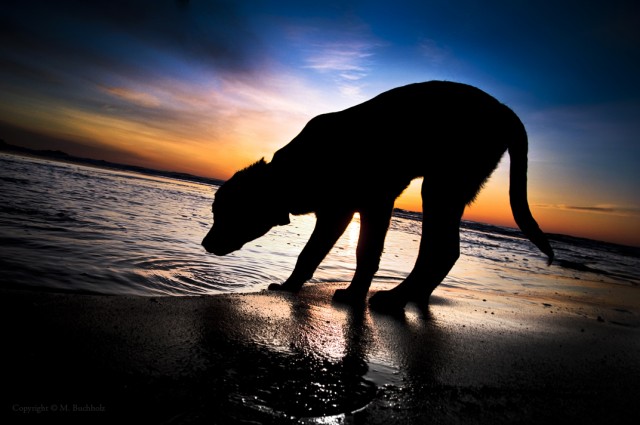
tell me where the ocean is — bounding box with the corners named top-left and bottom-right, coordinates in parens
top-left (1, 152), bottom-right (638, 306)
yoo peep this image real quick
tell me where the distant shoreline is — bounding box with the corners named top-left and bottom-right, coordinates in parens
top-left (2, 140), bottom-right (638, 252)
top-left (0, 139), bottom-right (225, 188)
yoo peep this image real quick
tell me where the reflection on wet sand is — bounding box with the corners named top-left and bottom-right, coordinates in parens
top-left (4, 282), bottom-right (639, 424)
top-left (224, 286), bottom-right (378, 420)
top-left (197, 283), bottom-right (639, 423)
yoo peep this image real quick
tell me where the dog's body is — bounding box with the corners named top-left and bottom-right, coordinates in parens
top-left (202, 81), bottom-right (553, 311)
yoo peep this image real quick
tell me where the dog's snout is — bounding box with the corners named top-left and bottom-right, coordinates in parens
top-left (201, 230), bottom-right (216, 252)
top-left (201, 241), bottom-right (216, 254)
top-left (202, 229), bottom-right (237, 256)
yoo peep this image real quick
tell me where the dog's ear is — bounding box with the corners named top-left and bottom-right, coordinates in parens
top-left (254, 160), bottom-right (289, 226)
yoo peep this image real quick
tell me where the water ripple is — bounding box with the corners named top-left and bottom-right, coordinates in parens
top-left (1, 153), bottom-right (638, 297)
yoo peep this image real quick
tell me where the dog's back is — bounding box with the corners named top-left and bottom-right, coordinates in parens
top-left (270, 81), bottom-right (514, 212)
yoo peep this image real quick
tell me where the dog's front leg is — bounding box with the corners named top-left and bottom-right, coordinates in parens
top-left (268, 210), bottom-right (354, 292)
top-left (333, 202), bottom-right (394, 304)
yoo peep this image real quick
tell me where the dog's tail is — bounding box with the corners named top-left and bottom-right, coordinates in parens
top-left (506, 107), bottom-right (554, 265)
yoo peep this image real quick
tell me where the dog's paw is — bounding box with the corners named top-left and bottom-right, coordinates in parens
top-left (267, 282), bottom-right (300, 292)
top-left (332, 288), bottom-right (367, 305)
top-left (368, 290), bottom-right (408, 314)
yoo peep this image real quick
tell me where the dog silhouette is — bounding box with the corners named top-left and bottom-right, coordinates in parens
top-left (202, 81), bottom-right (554, 312)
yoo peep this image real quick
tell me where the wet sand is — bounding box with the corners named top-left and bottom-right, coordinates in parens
top-left (3, 282), bottom-right (639, 424)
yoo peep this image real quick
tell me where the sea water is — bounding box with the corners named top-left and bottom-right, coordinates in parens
top-left (1, 153), bottom-right (638, 300)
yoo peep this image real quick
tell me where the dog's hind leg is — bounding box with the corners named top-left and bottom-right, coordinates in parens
top-left (269, 210), bottom-right (354, 292)
top-left (333, 200), bottom-right (394, 304)
top-left (369, 191), bottom-right (465, 312)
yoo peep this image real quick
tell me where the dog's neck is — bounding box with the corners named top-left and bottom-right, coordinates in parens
top-left (267, 158), bottom-right (317, 216)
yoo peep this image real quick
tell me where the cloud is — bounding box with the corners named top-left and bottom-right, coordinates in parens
top-left (304, 41), bottom-right (373, 74)
top-left (418, 38), bottom-right (451, 65)
top-left (1, 1), bottom-right (286, 161)
top-left (1, 0), bottom-right (264, 84)
top-left (284, 20), bottom-right (382, 98)
top-left (535, 203), bottom-right (640, 218)
top-left (101, 86), bottom-right (162, 108)
top-left (305, 39), bottom-right (378, 97)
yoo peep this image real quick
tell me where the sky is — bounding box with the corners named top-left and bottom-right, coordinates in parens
top-left (1, 0), bottom-right (639, 246)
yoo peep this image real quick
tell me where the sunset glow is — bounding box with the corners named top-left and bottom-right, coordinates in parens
top-left (1, 1), bottom-right (638, 246)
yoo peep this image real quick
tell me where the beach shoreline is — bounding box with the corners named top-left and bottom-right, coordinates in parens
top-left (3, 283), bottom-right (639, 424)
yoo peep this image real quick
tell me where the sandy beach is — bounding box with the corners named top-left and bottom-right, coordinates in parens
top-left (3, 282), bottom-right (639, 424)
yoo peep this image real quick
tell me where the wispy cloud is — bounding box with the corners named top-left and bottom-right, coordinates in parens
top-left (101, 86), bottom-right (162, 108)
top-left (305, 41), bottom-right (373, 75)
top-left (0, 0), bottom-right (265, 94)
top-left (418, 38), bottom-right (451, 65)
top-left (305, 40), bottom-right (377, 98)
top-left (535, 203), bottom-right (640, 217)
top-left (291, 21), bottom-right (382, 99)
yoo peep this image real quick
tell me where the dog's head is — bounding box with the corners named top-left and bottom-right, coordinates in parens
top-left (202, 159), bottom-right (290, 256)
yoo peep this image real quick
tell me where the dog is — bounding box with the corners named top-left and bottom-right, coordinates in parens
top-left (202, 81), bottom-right (554, 312)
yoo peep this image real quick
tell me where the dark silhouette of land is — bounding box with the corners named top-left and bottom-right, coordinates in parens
top-left (0, 139), bottom-right (224, 187)
top-left (202, 81), bottom-right (554, 312)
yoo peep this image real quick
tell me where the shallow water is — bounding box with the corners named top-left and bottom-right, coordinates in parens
top-left (1, 153), bottom-right (638, 302)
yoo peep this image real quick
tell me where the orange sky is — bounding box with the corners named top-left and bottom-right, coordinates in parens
top-left (394, 169), bottom-right (640, 248)
top-left (1, 78), bottom-right (639, 247)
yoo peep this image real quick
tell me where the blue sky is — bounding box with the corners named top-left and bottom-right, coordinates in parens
top-left (1, 0), bottom-right (638, 245)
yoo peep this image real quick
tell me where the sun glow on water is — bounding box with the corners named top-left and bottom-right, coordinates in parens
top-left (346, 213), bottom-right (360, 252)
top-left (1, 154), bottom-right (637, 303)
